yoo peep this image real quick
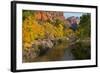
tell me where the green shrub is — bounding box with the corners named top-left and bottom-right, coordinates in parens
top-left (71, 42), bottom-right (90, 60)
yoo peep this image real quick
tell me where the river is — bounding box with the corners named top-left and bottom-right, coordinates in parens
top-left (26, 41), bottom-right (75, 62)
top-left (23, 38), bottom-right (90, 62)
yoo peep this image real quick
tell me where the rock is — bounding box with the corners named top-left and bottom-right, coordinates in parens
top-left (35, 11), bottom-right (66, 23)
top-left (30, 39), bottom-right (54, 56)
top-left (38, 47), bottom-right (49, 56)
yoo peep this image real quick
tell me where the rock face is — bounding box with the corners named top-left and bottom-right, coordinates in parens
top-left (66, 16), bottom-right (80, 31)
top-left (35, 11), bottom-right (82, 29)
top-left (35, 11), bottom-right (66, 22)
top-left (67, 16), bottom-right (80, 25)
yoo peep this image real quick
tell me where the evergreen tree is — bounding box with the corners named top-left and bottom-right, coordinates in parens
top-left (79, 13), bottom-right (91, 38)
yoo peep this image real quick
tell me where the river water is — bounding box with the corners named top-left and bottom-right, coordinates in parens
top-left (27, 41), bottom-right (75, 62)
top-left (61, 48), bottom-right (75, 60)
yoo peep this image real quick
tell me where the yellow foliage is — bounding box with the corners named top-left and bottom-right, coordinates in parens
top-left (75, 30), bottom-right (81, 37)
top-left (23, 11), bottom-right (75, 50)
top-left (64, 28), bottom-right (74, 37)
top-left (42, 23), bottom-right (64, 39)
top-left (23, 15), bottom-right (45, 49)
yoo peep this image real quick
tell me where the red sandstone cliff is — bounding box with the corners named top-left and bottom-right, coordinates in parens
top-left (35, 11), bottom-right (65, 22)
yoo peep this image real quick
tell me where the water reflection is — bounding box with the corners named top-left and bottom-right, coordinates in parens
top-left (23, 39), bottom-right (91, 63)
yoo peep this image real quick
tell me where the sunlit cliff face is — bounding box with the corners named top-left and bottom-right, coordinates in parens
top-left (35, 11), bottom-right (65, 21)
